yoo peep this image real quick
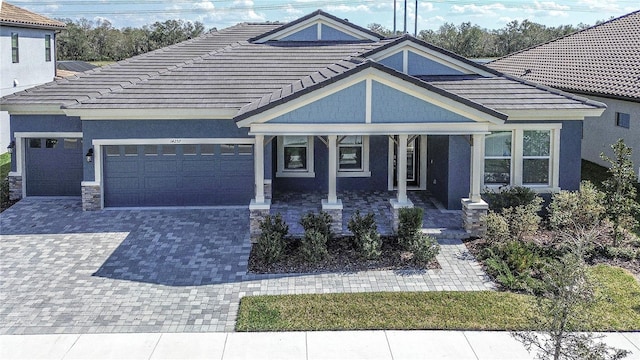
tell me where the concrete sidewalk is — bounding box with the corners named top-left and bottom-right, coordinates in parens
top-left (1, 331), bottom-right (638, 360)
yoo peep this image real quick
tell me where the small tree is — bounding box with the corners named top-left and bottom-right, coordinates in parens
top-left (512, 245), bottom-right (629, 360)
top-left (600, 139), bottom-right (640, 246)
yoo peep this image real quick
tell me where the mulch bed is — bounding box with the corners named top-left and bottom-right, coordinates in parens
top-left (248, 236), bottom-right (440, 274)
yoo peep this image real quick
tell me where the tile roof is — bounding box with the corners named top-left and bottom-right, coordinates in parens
top-left (1, 14), bottom-right (605, 119)
top-left (0, 2), bottom-right (66, 29)
top-left (488, 10), bottom-right (640, 102)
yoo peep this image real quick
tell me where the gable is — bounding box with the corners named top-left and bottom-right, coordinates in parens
top-left (371, 81), bottom-right (474, 123)
top-left (370, 40), bottom-right (496, 77)
top-left (251, 11), bottom-right (381, 43)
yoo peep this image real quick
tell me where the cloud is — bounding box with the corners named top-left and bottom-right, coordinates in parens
top-left (194, 1), bottom-right (215, 11)
top-left (326, 4), bottom-right (371, 13)
top-left (451, 3), bottom-right (507, 15)
top-left (528, 1), bottom-right (570, 17)
top-left (578, 0), bottom-right (621, 12)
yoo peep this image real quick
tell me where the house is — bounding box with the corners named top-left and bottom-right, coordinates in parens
top-left (0, 2), bottom-right (66, 154)
top-left (1, 10), bottom-right (605, 236)
top-left (488, 10), bottom-right (640, 179)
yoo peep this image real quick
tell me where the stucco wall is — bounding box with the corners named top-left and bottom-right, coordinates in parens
top-left (582, 95), bottom-right (640, 179)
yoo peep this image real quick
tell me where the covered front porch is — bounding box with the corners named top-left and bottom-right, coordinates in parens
top-left (270, 190), bottom-right (466, 238)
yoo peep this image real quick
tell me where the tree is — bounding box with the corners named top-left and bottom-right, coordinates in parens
top-left (600, 139), bottom-right (640, 246)
top-left (513, 251), bottom-right (629, 360)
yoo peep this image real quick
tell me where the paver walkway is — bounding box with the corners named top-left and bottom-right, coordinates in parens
top-left (0, 198), bottom-right (493, 335)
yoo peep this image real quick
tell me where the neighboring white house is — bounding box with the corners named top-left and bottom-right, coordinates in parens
top-left (0, 2), bottom-right (65, 154)
top-left (489, 10), bottom-right (640, 179)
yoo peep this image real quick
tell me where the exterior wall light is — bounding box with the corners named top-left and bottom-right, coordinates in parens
top-left (86, 148), bottom-right (94, 163)
top-left (7, 140), bottom-right (15, 154)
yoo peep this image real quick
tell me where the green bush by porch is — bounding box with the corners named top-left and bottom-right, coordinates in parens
top-left (236, 265), bottom-right (640, 332)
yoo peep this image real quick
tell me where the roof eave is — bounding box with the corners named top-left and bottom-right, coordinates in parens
top-left (0, 20), bottom-right (65, 30)
top-left (62, 107), bottom-right (238, 120)
top-left (503, 108), bottom-right (606, 121)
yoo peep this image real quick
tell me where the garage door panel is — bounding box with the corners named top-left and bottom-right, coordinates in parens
top-left (104, 143), bottom-right (253, 207)
top-left (26, 137), bottom-right (83, 196)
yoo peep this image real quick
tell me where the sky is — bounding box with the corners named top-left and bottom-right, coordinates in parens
top-left (7, 0), bottom-right (640, 32)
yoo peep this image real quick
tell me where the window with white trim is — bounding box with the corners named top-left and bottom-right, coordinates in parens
top-left (337, 135), bottom-right (370, 177)
top-left (45, 34), bottom-right (51, 62)
top-left (277, 136), bottom-right (315, 177)
top-left (522, 130), bottom-right (551, 185)
top-left (11, 33), bottom-right (19, 63)
top-left (484, 131), bottom-right (512, 185)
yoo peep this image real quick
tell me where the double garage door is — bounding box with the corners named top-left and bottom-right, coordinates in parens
top-left (103, 143), bottom-right (254, 207)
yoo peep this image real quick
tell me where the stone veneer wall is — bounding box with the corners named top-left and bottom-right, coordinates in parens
top-left (81, 184), bottom-right (101, 211)
top-left (8, 174), bottom-right (22, 201)
top-left (323, 208), bottom-right (343, 235)
top-left (249, 208), bottom-right (270, 243)
top-left (461, 198), bottom-right (488, 237)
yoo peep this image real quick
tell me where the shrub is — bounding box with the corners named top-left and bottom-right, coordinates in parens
top-left (347, 211), bottom-right (382, 260)
top-left (548, 181), bottom-right (606, 231)
top-left (254, 213), bottom-right (288, 264)
top-left (605, 246), bottom-right (639, 261)
top-left (300, 211), bottom-right (333, 240)
top-left (501, 197), bottom-right (543, 241)
top-left (409, 234), bottom-right (440, 263)
top-left (397, 207), bottom-right (424, 250)
top-left (300, 229), bottom-right (328, 263)
top-left (482, 240), bottom-right (543, 292)
top-left (482, 186), bottom-right (538, 212)
top-left (0, 177), bottom-right (9, 209)
top-left (483, 211), bottom-right (510, 244)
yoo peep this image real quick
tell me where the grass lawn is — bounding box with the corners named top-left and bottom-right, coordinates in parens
top-left (236, 265), bottom-right (640, 332)
top-left (0, 152), bottom-right (10, 180)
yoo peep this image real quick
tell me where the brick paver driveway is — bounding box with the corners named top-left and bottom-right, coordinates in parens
top-left (0, 199), bottom-right (493, 335)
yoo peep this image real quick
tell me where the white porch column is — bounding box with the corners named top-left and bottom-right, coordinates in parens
top-left (397, 134), bottom-right (409, 203)
top-left (326, 135), bottom-right (338, 204)
top-left (253, 135), bottom-right (265, 203)
top-left (470, 133), bottom-right (484, 202)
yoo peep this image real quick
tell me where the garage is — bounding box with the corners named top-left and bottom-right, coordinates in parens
top-left (102, 143), bottom-right (254, 207)
top-left (25, 137), bottom-right (83, 196)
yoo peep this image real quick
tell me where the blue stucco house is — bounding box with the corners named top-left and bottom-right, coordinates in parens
top-left (1, 11), bottom-right (605, 235)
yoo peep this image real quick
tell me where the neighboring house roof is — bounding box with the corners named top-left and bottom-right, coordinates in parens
top-left (1, 11), bottom-right (605, 120)
top-left (488, 10), bottom-right (640, 102)
top-left (57, 61), bottom-right (98, 73)
top-left (0, 2), bottom-right (66, 30)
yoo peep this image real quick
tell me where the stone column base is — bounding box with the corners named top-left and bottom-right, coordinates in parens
top-left (461, 198), bottom-right (489, 237)
top-left (322, 199), bottom-right (343, 235)
top-left (389, 199), bottom-right (414, 233)
top-left (249, 200), bottom-right (271, 243)
top-left (81, 182), bottom-right (102, 211)
top-left (7, 174), bottom-right (23, 201)
top-left (264, 180), bottom-right (272, 200)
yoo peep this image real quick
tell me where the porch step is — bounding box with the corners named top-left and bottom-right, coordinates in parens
top-left (421, 228), bottom-right (469, 239)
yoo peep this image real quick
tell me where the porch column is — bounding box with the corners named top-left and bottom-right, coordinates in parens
top-left (322, 135), bottom-right (343, 234)
top-left (254, 134), bottom-right (265, 203)
top-left (462, 133), bottom-right (488, 236)
top-left (249, 134), bottom-right (270, 242)
top-left (469, 133), bottom-right (484, 202)
top-left (389, 134), bottom-right (413, 232)
top-left (397, 134), bottom-right (409, 203)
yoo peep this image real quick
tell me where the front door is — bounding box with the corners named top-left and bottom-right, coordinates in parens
top-left (393, 136), bottom-right (420, 187)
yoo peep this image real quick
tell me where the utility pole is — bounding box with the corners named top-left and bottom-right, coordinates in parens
top-left (414, 0), bottom-right (418, 36)
top-left (404, 0), bottom-right (407, 34)
top-left (393, 0), bottom-right (397, 33)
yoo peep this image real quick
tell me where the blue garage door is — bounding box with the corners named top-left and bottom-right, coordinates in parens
top-left (25, 138), bottom-right (83, 196)
top-left (103, 144), bottom-right (254, 207)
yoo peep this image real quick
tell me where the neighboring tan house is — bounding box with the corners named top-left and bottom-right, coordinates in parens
top-left (0, 2), bottom-right (65, 154)
top-left (488, 10), bottom-right (640, 179)
top-left (0, 10), bottom-right (605, 235)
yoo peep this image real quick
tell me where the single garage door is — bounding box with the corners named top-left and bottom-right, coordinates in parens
top-left (103, 143), bottom-right (254, 207)
top-left (26, 137), bottom-right (83, 196)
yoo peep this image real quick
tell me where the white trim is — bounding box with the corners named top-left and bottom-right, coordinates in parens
top-left (327, 135), bottom-right (338, 204)
top-left (369, 41), bottom-right (495, 77)
top-left (316, 23), bottom-right (321, 40)
top-left (254, 135), bottom-right (265, 203)
top-left (420, 135), bottom-right (427, 190)
top-left (250, 122), bottom-right (492, 135)
top-left (253, 15), bottom-right (381, 43)
top-left (0, 104), bottom-right (65, 115)
top-left (64, 108), bottom-right (237, 120)
top-left (402, 49), bottom-right (408, 74)
top-left (502, 108), bottom-right (605, 120)
top-left (397, 134), bottom-right (408, 203)
top-left (276, 135), bottom-right (316, 178)
top-left (92, 138), bottom-right (255, 146)
top-left (365, 79), bottom-right (372, 124)
top-left (388, 138), bottom-right (395, 191)
top-left (237, 68), bottom-right (506, 127)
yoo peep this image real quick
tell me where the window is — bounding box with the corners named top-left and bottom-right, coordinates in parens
top-left (484, 131), bottom-right (512, 185)
top-left (162, 145), bottom-right (176, 155)
top-left (29, 138), bottom-right (41, 148)
top-left (616, 112), bottom-right (630, 129)
top-left (183, 144), bottom-right (197, 155)
top-left (45, 139), bottom-right (58, 148)
top-left (200, 144), bottom-right (215, 155)
top-left (105, 146), bottom-right (120, 157)
top-left (45, 35), bottom-right (51, 62)
top-left (238, 144), bottom-right (252, 155)
top-left (11, 33), bottom-right (19, 63)
top-left (338, 136), bottom-right (363, 171)
top-left (277, 136), bottom-right (314, 177)
top-left (144, 145), bottom-right (157, 156)
top-left (64, 139), bottom-right (78, 149)
top-left (221, 144), bottom-right (235, 155)
top-left (124, 145), bottom-right (138, 156)
top-left (522, 130), bottom-right (550, 185)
